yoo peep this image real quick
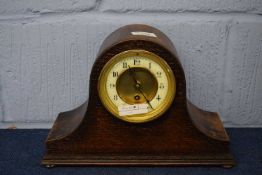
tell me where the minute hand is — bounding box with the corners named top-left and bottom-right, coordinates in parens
top-left (137, 86), bottom-right (154, 110)
top-left (127, 66), bottom-right (154, 109)
top-left (128, 65), bottom-right (138, 85)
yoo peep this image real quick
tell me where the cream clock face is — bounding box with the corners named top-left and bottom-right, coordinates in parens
top-left (98, 50), bottom-right (176, 123)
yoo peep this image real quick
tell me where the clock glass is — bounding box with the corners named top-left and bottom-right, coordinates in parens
top-left (98, 50), bottom-right (176, 123)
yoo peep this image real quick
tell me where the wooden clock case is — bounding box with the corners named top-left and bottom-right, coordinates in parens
top-left (42, 24), bottom-right (234, 167)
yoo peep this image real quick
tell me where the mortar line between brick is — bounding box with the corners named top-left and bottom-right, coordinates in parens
top-left (94, 0), bottom-right (103, 11)
top-left (218, 20), bottom-right (233, 119)
top-left (0, 11), bottom-right (261, 22)
top-left (0, 75), bottom-right (4, 122)
top-left (0, 45), bottom-right (4, 121)
top-left (0, 121), bottom-right (261, 129)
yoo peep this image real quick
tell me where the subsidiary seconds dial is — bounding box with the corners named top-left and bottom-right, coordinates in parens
top-left (98, 50), bottom-right (176, 123)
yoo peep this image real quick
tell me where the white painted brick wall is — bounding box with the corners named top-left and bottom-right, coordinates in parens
top-left (0, 1), bottom-right (262, 128)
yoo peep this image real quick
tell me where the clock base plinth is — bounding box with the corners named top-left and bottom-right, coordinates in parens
top-left (42, 154), bottom-right (234, 167)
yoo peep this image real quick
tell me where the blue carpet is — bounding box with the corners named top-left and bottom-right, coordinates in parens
top-left (0, 128), bottom-right (261, 175)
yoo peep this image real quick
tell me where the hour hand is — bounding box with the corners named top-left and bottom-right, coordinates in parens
top-left (127, 66), bottom-right (153, 109)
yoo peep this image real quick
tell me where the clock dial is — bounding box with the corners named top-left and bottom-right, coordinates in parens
top-left (98, 50), bottom-right (176, 123)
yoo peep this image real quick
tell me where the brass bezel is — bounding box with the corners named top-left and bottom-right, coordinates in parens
top-left (97, 50), bottom-right (176, 123)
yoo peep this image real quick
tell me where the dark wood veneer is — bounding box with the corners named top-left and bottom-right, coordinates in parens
top-left (42, 24), bottom-right (234, 167)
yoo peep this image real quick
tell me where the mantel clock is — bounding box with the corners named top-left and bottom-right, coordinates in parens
top-left (42, 24), bottom-right (234, 167)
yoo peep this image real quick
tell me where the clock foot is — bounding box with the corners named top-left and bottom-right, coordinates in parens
top-left (45, 164), bottom-right (55, 168)
top-left (223, 165), bottom-right (233, 169)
